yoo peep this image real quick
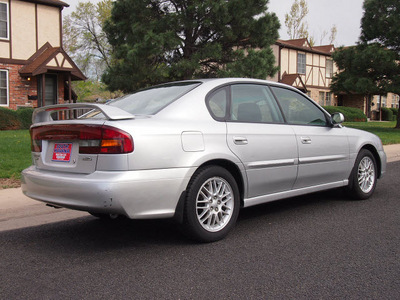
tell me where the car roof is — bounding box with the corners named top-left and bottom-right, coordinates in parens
top-left (161, 77), bottom-right (295, 90)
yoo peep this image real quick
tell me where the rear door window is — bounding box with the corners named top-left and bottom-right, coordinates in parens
top-left (230, 84), bottom-right (284, 124)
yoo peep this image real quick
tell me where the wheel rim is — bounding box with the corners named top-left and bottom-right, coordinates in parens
top-left (195, 177), bottom-right (234, 232)
top-left (357, 156), bottom-right (375, 194)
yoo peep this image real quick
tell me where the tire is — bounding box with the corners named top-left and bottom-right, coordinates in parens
top-left (182, 166), bottom-right (240, 242)
top-left (347, 149), bottom-right (377, 200)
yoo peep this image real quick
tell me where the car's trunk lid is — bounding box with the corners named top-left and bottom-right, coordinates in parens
top-left (30, 104), bottom-right (135, 174)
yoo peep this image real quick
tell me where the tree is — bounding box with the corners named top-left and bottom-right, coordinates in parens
top-left (102, 0), bottom-right (280, 92)
top-left (63, 0), bottom-right (112, 81)
top-left (284, 0), bottom-right (309, 40)
top-left (328, 25), bottom-right (337, 45)
top-left (72, 80), bottom-right (123, 101)
top-left (284, 0), bottom-right (336, 46)
top-left (331, 43), bottom-right (400, 119)
top-left (361, 0), bottom-right (400, 55)
top-left (360, 0), bottom-right (400, 128)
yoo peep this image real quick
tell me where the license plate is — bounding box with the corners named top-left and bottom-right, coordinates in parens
top-left (52, 143), bottom-right (72, 162)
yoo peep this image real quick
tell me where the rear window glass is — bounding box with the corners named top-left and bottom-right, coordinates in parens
top-left (109, 82), bottom-right (201, 115)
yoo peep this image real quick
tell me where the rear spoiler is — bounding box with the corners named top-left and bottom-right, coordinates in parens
top-left (32, 103), bottom-right (135, 124)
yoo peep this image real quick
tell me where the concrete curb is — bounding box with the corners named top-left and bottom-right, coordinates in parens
top-left (383, 144), bottom-right (400, 163)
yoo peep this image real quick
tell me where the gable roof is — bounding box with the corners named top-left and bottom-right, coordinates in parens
top-left (278, 38), bottom-right (312, 49)
top-left (280, 72), bottom-right (308, 92)
top-left (276, 39), bottom-right (335, 56)
top-left (19, 42), bottom-right (86, 80)
top-left (312, 45), bottom-right (335, 55)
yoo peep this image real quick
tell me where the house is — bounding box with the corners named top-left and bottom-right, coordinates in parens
top-left (0, 0), bottom-right (85, 110)
top-left (270, 38), bottom-right (338, 106)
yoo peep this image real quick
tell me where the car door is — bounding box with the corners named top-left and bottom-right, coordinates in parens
top-left (270, 86), bottom-right (350, 189)
top-left (213, 84), bottom-right (298, 199)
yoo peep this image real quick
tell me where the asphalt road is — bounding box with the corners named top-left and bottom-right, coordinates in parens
top-left (1, 162), bottom-right (399, 299)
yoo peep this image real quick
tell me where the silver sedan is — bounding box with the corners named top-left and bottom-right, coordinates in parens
top-left (22, 78), bottom-right (387, 242)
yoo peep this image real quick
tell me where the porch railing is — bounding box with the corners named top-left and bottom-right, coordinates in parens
top-left (55, 100), bottom-right (94, 120)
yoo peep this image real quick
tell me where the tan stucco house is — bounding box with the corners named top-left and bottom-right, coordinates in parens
top-left (0, 0), bottom-right (85, 110)
top-left (270, 38), bottom-right (338, 106)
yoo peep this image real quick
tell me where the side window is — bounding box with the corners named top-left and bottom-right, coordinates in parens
top-left (271, 86), bottom-right (328, 126)
top-left (230, 84), bottom-right (284, 123)
top-left (207, 87), bottom-right (228, 120)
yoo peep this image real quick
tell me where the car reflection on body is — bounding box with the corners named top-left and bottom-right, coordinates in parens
top-left (22, 78), bottom-right (386, 242)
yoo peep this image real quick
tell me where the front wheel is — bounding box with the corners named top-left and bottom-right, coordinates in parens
top-left (347, 149), bottom-right (377, 200)
top-left (182, 166), bottom-right (240, 242)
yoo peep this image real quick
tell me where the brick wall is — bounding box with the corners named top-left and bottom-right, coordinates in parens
top-left (342, 94), bottom-right (366, 113)
top-left (308, 88), bottom-right (338, 106)
top-left (0, 63), bottom-right (66, 110)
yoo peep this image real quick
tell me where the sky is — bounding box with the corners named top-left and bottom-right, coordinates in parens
top-left (63, 0), bottom-right (365, 47)
top-left (267, 0), bottom-right (365, 46)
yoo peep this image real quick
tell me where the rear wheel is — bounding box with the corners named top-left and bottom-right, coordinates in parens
top-left (347, 149), bottom-right (377, 200)
top-left (182, 166), bottom-right (240, 242)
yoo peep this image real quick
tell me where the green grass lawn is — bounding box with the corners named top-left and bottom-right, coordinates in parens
top-left (344, 121), bottom-right (400, 145)
top-left (0, 130), bottom-right (32, 179)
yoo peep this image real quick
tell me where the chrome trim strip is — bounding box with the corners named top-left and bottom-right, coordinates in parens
top-left (299, 154), bottom-right (348, 164)
top-left (247, 158), bottom-right (297, 169)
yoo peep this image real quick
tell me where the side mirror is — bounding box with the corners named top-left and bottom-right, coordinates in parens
top-left (331, 112), bottom-right (345, 125)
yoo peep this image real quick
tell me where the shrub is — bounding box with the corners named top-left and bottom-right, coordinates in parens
top-left (0, 107), bottom-right (21, 130)
top-left (16, 107), bottom-right (34, 129)
top-left (323, 106), bottom-right (367, 122)
top-left (381, 107), bottom-right (393, 121)
top-left (390, 108), bottom-right (398, 121)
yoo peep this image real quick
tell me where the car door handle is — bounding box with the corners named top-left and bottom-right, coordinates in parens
top-left (233, 137), bottom-right (248, 145)
top-left (301, 137), bottom-right (312, 144)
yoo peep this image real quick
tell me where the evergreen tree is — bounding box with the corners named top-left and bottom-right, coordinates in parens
top-left (102, 0), bottom-right (280, 92)
top-left (331, 43), bottom-right (400, 119)
top-left (360, 0), bottom-right (400, 127)
top-left (331, 44), bottom-right (398, 96)
top-left (361, 0), bottom-right (400, 55)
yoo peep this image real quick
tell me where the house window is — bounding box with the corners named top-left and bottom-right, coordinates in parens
top-left (381, 96), bottom-right (386, 108)
top-left (326, 59), bottom-right (333, 78)
top-left (325, 92), bottom-right (332, 106)
top-left (0, 70), bottom-right (8, 106)
top-left (297, 53), bottom-right (306, 74)
top-left (392, 95), bottom-right (399, 108)
top-left (0, 2), bottom-right (8, 39)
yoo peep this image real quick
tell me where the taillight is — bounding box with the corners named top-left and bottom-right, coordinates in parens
top-left (30, 125), bottom-right (134, 154)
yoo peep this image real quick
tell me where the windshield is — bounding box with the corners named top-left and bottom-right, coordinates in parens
top-left (108, 82), bottom-right (201, 115)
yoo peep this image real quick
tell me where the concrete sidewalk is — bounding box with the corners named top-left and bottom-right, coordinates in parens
top-left (1, 144), bottom-right (400, 213)
top-left (384, 144), bottom-right (400, 163)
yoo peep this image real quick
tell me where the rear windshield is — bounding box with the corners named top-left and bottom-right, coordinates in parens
top-left (108, 82), bottom-right (201, 115)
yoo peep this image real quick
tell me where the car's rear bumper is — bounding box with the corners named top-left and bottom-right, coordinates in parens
top-left (21, 166), bottom-right (195, 219)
